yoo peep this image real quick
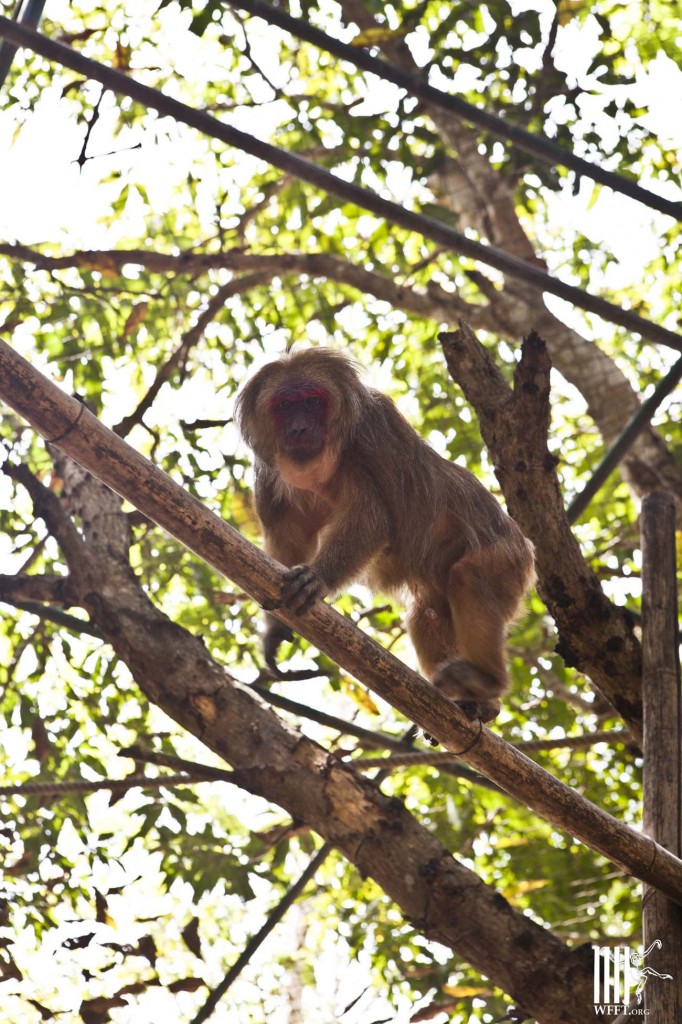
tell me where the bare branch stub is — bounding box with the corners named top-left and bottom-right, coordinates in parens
top-left (440, 323), bottom-right (642, 738)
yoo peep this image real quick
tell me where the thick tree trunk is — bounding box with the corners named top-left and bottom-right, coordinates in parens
top-left (440, 325), bottom-right (644, 731)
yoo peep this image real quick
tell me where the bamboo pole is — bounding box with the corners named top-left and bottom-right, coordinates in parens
top-left (641, 493), bottom-right (682, 1015)
top-left (3, 338), bottom-right (682, 906)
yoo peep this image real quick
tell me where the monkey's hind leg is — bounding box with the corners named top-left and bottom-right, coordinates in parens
top-left (404, 596), bottom-right (495, 735)
top-left (433, 545), bottom-right (527, 724)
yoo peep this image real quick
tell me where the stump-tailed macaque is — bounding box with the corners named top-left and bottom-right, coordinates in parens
top-left (236, 348), bottom-right (534, 723)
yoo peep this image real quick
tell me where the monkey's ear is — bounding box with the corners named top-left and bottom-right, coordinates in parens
top-left (234, 375), bottom-right (260, 445)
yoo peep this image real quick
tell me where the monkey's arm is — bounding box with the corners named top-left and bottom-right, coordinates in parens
top-left (279, 492), bottom-right (390, 615)
top-left (253, 466), bottom-right (324, 671)
top-left (262, 614), bottom-right (294, 674)
top-left (255, 466), bottom-right (389, 665)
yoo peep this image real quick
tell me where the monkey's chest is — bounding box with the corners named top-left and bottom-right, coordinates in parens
top-left (275, 451), bottom-right (339, 494)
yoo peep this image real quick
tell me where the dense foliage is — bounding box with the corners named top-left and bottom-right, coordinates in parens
top-left (0, 0), bottom-right (681, 1021)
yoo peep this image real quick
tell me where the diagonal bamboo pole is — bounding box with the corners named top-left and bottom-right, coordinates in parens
top-left (2, 337), bottom-right (682, 903)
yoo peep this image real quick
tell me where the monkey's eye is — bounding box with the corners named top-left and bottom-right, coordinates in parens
top-left (279, 399), bottom-right (293, 410)
top-left (305, 396), bottom-right (321, 408)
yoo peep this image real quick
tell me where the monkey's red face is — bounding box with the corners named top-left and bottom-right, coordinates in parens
top-left (270, 383), bottom-right (330, 462)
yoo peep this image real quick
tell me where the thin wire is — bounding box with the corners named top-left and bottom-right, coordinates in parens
top-left (567, 354), bottom-right (682, 523)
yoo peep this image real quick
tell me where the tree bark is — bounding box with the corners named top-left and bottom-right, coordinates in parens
top-left (641, 493), bottom-right (682, 1017)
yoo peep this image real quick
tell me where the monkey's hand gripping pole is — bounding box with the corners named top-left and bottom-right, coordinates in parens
top-left (2, 338), bottom-right (682, 906)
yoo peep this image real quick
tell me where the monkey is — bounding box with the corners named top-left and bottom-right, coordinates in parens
top-left (236, 347), bottom-right (535, 724)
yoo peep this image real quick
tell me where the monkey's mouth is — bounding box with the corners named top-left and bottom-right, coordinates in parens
top-left (283, 440), bottom-right (324, 463)
top-left (281, 425), bottom-right (325, 459)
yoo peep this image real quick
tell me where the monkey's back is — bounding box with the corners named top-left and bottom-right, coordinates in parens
top-left (352, 391), bottom-right (528, 596)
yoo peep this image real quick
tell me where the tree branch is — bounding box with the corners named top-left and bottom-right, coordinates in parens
top-left (3, 17), bottom-right (678, 349)
top-left (252, 685), bottom-right (505, 792)
top-left (440, 323), bottom-right (643, 736)
top-left (113, 273), bottom-right (271, 438)
top-left (349, 730), bottom-right (632, 769)
top-left (4, 238), bottom-right (680, 512)
top-left (227, 0), bottom-right (682, 220)
top-left (191, 844), bottom-right (332, 1024)
top-left (0, 573), bottom-right (79, 606)
top-left (0, 597), bottom-right (102, 637)
top-left (0, 242), bottom-right (485, 329)
top-left (0, 773), bottom-right (214, 800)
top-left (3, 461), bottom-right (86, 568)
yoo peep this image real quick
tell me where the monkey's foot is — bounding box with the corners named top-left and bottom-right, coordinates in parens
top-left (431, 658), bottom-right (504, 726)
top-left (422, 696), bottom-right (501, 745)
top-left (281, 565), bottom-right (327, 614)
top-left (455, 697), bottom-right (502, 723)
